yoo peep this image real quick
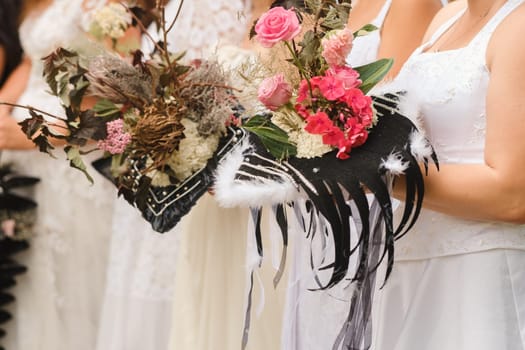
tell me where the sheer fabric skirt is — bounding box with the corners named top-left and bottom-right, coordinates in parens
top-left (371, 249), bottom-right (525, 350)
top-left (284, 245), bottom-right (525, 350)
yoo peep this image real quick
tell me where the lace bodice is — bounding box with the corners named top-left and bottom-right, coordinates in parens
top-left (142, 0), bottom-right (249, 60)
top-left (388, 0), bottom-right (525, 260)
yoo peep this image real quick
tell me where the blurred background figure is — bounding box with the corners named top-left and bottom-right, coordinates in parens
top-left (96, 1), bottom-right (254, 350)
top-left (0, 1), bottom-right (23, 88)
top-left (0, 1), bottom-right (116, 349)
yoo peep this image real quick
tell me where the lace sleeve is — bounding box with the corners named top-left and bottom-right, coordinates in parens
top-left (143, 0), bottom-right (250, 60)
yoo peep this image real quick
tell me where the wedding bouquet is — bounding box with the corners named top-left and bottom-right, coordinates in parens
top-left (210, 2), bottom-right (438, 348)
top-left (16, 1), bottom-right (250, 232)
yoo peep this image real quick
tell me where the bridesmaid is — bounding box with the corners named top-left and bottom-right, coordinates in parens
top-left (281, 1), bottom-right (445, 349)
top-left (373, 0), bottom-right (525, 348)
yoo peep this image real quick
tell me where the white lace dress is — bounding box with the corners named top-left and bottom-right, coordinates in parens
top-left (2, 1), bottom-right (115, 350)
top-left (95, 1), bottom-right (252, 350)
top-left (370, 2), bottom-right (525, 349)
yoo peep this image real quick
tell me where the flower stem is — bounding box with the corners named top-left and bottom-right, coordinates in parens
top-left (0, 102), bottom-right (66, 121)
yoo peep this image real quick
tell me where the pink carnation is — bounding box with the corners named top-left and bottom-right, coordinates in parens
top-left (321, 27), bottom-right (354, 67)
top-left (258, 73), bottom-right (292, 111)
top-left (255, 7), bottom-right (301, 48)
top-left (98, 119), bottom-right (131, 155)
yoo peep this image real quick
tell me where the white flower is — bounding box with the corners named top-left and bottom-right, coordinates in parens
top-left (167, 118), bottom-right (220, 181)
top-left (290, 130), bottom-right (332, 159)
top-left (90, 3), bottom-right (132, 40)
top-left (271, 109), bottom-right (331, 159)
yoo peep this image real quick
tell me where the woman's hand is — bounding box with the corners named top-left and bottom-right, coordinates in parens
top-left (0, 114), bottom-right (35, 150)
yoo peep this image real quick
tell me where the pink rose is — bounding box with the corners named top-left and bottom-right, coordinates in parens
top-left (321, 27), bottom-right (354, 67)
top-left (326, 66), bottom-right (361, 89)
top-left (255, 7), bottom-right (301, 48)
top-left (258, 74), bottom-right (292, 111)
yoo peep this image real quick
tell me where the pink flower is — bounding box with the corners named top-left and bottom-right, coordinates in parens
top-left (1, 219), bottom-right (15, 238)
top-left (346, 119), bottom-right (368, 147)
top-left (297, 76), bottom-right (323, 104)
top-left (258, 73), bottom-right (292, 111)
top-left (322, 27), bottom-right (354, 67)
top-left (304, 111), bottom-right (333, 134)
top-left (98, 118), bottom-right (132, 154)
top-left (295, 103), bottom-right (310, 119)
top-left (255, 7), bottom-right (301, 48)
top-left (326, 66), bottom-right (361, 89)
top-left (344, 88), bottom-right (372, 117)
top-left (322, 125), bottom-right (346, 147)
top-left (318, 76), bottom-right (345, 101)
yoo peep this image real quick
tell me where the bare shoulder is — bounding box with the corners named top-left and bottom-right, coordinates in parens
top-left (421, 0), bottom-right (466, 42)
top-left (488, 2), bottom-right (525, 67)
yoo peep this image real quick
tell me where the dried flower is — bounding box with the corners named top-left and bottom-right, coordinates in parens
top-left (131, 99), bottom-right (186, 167)
top-left (86, 56), bottom-right (153, 107)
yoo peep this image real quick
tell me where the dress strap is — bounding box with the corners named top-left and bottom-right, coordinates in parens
top-left (371, 0), bottom-right (393, 28)
top-left (418, 8), bottom-right (466, 52)
top-left (469, 0), bottom-right (525, 49)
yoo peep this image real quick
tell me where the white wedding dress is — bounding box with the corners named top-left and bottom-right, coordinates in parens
top-left (282, 0), bottom-right (452, 349)
top-left (370, 1), bottom-right (525, 349)
top-left (95, 1), bottom-right (253, 350)
top-left (169, 42), bottom-right (289, 350)
top-left (2, 1), bottom-right (115, 349)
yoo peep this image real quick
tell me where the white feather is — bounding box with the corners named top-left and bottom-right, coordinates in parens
top-left (214, 140), bottom-right (299, 208)
top-left (381, 152), bottom-right (409, 175)
top-left (409, 130), bottom-right (434, 162)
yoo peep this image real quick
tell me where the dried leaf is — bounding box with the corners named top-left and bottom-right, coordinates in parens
top-left (65, 146), bottom-right (94, 183)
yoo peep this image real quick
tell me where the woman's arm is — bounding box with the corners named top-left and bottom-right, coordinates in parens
top-left (379, 0), bottom-right (443, 77)
top-left (0, 46), bottom-right (6, 82)
top-left (0, 56), bottom-right (31, 110)
top-left (394, 4), bottom-right (525, 224)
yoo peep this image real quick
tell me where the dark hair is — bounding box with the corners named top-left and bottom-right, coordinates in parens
top-left (0, 0), bottom-right (23, 86)
top-left (270, 0), bottom-right (307, 10)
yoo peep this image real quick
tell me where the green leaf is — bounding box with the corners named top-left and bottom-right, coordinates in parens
top-left (65, 146), bottom-right (94, 184)
top-left (243, 115), bottom-right (297, 160)
top-left (93, 99), bottom-right (121, 118)
top-left (354, 24), bottom-right (378, 37)
top-left (355, 58), bottom-right (394, 94)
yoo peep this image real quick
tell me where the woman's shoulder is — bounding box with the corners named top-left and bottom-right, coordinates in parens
top-left (487, 1), bottom-right (525, 67)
